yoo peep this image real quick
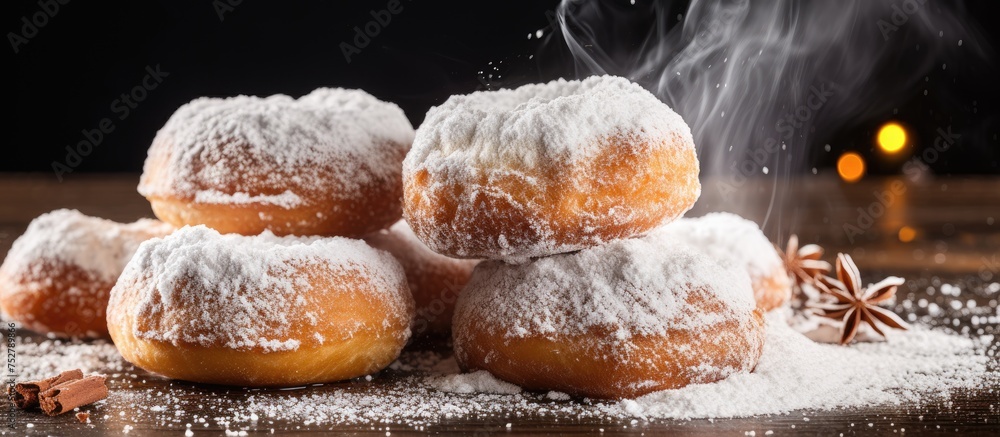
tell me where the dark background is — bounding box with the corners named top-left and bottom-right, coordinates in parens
top-left (3, 0), bottom-right (999, 177)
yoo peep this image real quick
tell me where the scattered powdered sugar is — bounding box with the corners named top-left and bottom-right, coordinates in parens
top-left (619, 312), bottom-right (993, 419)
top-left (139, 88), bottom-right (413, 204)
top-left (0, 209), bottom-right (172, 282)
top-left (405, 75), bottom-right (692, 169)
top-left (652, 212), bottom-right (784, 280)
top-left (455, 235), bottom-right (756, 340)
top-left (427, 370), bottom-right (522, 395)
top-left (108, 225), bottom-right (411, 352)
top-left (9, 313), bottom-right (995, 430)
top-left (13, 337), bottom-right (127, 381)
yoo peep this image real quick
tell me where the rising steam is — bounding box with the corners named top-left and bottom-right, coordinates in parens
top-left (547, 0), bottom-right (990, 224)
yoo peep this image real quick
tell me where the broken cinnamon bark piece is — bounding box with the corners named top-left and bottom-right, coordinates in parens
top-left (38, 375), bottom-right (108, 416)
top-left (9, 369), bottom-right (84, 409)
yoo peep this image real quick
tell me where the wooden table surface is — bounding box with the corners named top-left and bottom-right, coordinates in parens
top-left (0, 173), bottom-right (998, 436)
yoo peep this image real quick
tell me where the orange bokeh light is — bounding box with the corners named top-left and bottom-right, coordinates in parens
top-left (898, 226), bottom-right (916, 243)
top-left (837, 152), bottom-right (865, 183)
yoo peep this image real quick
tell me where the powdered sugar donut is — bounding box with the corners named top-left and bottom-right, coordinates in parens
top-left (652, 212), bottom-right (792, 311)
top-left (365, 220), bottom-right (479, 335)
top-left (139, 88), bottom-right (414, 237)
top-left (453, 235), bottom-right (764, 399)
top-left (107, 226), bottom-right (414, 387)
top-left (404, 75), bottom-right (700, 261)
top-left (0, 210), bottom-right (172, 338)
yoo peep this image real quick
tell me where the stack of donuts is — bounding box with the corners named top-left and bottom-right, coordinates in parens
top-left (1, 76), bottom-right (793, 398)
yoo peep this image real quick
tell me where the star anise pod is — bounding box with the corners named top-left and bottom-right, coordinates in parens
top-left (810, 253), bottom-right (908, 345)
top-left (777, 234), bottom-right (832, 288)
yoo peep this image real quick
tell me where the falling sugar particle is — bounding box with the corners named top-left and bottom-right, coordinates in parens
top-left (958, 39), bottom-right (963, 46)
top-left (762, 166), bottom-right (769, 174)
top-left (942, 64), bottom-right (947, 70)
top-left (811, 168), bottom-right (818, 174)
top-left (720, 111), bottom-right (725, 118)
top-left (939, 31), bottom-right (944, 37)
top-left (824, 144), bottom-right (832, 152)
top-left (536, 30), bottom-right (544, 38)
top-left (924, 90), bottom-right (929, 96)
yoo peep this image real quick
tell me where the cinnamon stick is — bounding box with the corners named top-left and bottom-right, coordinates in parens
top-left (9, 369), bottom-right (83, 409)
top-left (38, 375), bottom-right (108, 416)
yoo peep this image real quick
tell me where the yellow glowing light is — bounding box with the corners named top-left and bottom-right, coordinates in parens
top-left (837, 152), bottom-right (865, 183)
top-left (898, 226), bottom-right (916, 243)
top-left (877, 122), bottom-right (907, 153)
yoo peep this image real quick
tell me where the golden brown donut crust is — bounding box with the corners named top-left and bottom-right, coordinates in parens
top-left (405, 135), bottom-right (700, 259)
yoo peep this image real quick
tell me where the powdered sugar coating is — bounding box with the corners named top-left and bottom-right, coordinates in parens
top-left (138, 88), bottom-right (414, 206)
top-left (404, 75), bottom-right (700, 261)
top-left (0, 209), bottom-right (173, 283)
top-left (108, 226), bottom-right (412, 353)
top-left (455, 235), bottom-right (756, 340)
top-left (406, 75), bottom-right (691, 169)
top-left (651, 212), bottom-right (784, 283)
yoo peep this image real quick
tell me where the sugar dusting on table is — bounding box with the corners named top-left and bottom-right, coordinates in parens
top-left (13, 284), bottom-right (997, 433)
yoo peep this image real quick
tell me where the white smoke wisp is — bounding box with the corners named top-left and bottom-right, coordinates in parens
top-left (551, 0), bottom-right (990, 225)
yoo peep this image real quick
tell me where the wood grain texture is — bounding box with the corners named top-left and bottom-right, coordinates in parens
top-left (1, 173), bottom-right (998, 436)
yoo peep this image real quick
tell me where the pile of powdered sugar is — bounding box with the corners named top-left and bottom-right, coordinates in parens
top-left (0, 209), bottom-right (172, 282)
top-left (427, 370), bottom-right (522, 395)
top-left (107, 225), bottom-right (411, 352)
top-left (138, 88), bottom-right (414, 206)
top-left (620, 313), bottom-right (993, 419)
